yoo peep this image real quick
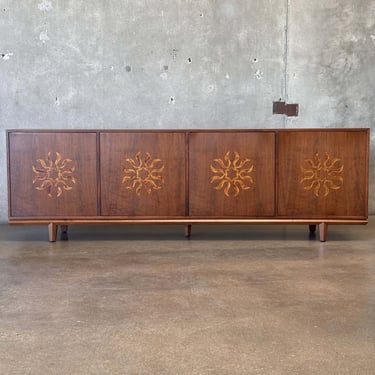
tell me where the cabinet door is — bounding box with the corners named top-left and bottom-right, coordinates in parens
top-left (100, 132), bottom-right (186, 216)
top-left (277, 130), bottom-right (369, 218)
top-left (189, 132), bottom-right (275, 217)
top-left (8, 132), bottom-right (98, 218)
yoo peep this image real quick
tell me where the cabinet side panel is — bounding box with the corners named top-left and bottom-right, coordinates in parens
top-left (277, 130), bottom-right (368, 218)
top-left (8, 132), bottom-right (98, 218)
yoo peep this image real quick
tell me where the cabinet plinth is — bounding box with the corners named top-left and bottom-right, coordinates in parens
top-left (7, 129), bottom-right (369, 242)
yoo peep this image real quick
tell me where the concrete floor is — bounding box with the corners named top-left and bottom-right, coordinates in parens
top-left (0, 220), bottom-right (374, 375)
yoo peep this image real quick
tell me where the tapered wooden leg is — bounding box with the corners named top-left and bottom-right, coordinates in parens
top-left (318, 223), bottom-right (328, 242)
top-left (48, 223), bottom-right (58, 242)
top-left (61, 225), bottom-right (69, 241)
top-left (185, 224), bottom-right (192, 238)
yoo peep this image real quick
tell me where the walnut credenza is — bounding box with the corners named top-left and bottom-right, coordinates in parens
top-left (7, 129), bottom-right (369, 242)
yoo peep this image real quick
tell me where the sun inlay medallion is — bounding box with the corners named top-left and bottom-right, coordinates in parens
top-left (122, 152), bottom-right (164, 196)
top-left (32, 152), bottom-right (76, 198)
top-left (210, 151), bottom-right (254, 197)
top-left (300, 152), bottom-right (344, 197)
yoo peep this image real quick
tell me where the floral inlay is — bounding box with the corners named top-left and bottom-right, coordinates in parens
top-left (122, 152), bottom-right (164, 196)
top-left (32, 152), bottom-right (76, 198)
top-left (300, 152), bottom-right (344, 197)
top-left (210, 151), bottom-right (254, 197)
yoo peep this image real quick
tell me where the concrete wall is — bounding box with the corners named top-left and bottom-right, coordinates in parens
top-left (1, 0), bottom-right (374, 222)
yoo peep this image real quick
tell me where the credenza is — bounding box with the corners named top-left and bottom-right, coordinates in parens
top-left (7, 129), bottom-right (369, 242)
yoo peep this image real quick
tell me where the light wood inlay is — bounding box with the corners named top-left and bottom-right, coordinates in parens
top-left (32, 152), bottom-right (76, 198)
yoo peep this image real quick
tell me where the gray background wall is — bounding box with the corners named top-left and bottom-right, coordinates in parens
top-left (1, 0), bottom-right (374, 222)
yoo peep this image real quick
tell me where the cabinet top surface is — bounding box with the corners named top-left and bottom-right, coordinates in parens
top-left (6, 128), bottom-right (370, 134)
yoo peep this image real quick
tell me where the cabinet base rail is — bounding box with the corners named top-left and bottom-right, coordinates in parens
top-left (9, 219), bottom-right (368, 242)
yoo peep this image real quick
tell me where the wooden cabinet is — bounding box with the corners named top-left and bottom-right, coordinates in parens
top-left (7, 129), bottom-right (369, 242)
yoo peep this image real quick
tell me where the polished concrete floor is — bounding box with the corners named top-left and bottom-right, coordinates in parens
top-left (0, 220), bottom-right (374, 375)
